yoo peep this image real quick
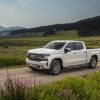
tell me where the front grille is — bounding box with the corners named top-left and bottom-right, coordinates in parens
top-left (27, 53), bottom-right (43, 61)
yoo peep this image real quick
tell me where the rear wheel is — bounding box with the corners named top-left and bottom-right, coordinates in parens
top-left (88, 57), bottom-right (97, 69)
top-left (49, 60), bottom-right (61, 75)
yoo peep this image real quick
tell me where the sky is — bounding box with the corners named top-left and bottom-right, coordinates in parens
top-left (0, 0), bottom-right (100, 28)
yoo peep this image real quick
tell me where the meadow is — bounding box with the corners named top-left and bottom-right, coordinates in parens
top-left (0, 71), bottom-right (100, 100)
top-left (0, 30), bottom-right (100, 67)
top-left (0, 30), bottom-right (100, 99)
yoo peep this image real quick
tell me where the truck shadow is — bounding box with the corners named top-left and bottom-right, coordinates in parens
top-left (62, 67), bottom-right (86, 73)
top-left (29, 66), bottom-right (89, 75)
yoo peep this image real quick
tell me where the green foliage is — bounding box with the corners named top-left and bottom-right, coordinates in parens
top-left (0, 71), bottom-right (100, 100)
top-left (0, 55), bottom-right (25, 67)
top-left (0, 78), bottom-right (26, 100)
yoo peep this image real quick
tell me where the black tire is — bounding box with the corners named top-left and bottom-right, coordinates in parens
top-left (49, 60), bottom-right (61, 75)
top-left (88, 57), bottom-right (97, 69)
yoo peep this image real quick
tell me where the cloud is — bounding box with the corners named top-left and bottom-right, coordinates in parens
top-left (16, 0), bottom-right (33, 7)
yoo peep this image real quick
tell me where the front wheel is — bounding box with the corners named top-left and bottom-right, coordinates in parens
top-left (49, 60), bottom-right (61, 75)
top-left (88, 57), bottom-right (97, 69)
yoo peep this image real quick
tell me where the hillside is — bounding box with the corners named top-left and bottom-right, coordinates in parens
top-left (8, 16), bottom-right (100, 37)
top-left (0, 26), bottom-right (25, 37)
top-left (0, 16), bottom-right (100, 37)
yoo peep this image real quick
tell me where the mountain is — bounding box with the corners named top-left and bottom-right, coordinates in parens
top-left (75, 16), bottom-right (100, 36)
top-left (1, 15), bottom-right (100, 37)
top-left (0, 26), bottom-right (25, 37)
top-left (0, 26), bottom-right (5, 31)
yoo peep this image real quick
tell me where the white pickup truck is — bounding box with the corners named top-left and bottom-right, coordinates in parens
top-left (26, 40), bottom-right (100, 75)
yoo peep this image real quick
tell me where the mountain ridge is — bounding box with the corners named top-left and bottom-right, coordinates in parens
top-left (0, 26), bottom-right (25, 31)
top-left (0, 15), bottom-right (100, 37)
top-left (0, 26), bottom-right (25, 37)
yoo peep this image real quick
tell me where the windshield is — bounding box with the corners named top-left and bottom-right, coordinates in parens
top-left (44, 42), bottom-right (66, 50)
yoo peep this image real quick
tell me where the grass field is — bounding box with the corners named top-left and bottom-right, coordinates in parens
top-left (0, 71), bottom-right (100, 99)
top-left (0, 30), bottom-right (100, 67)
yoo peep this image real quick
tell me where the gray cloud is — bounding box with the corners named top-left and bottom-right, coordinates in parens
top-left (15, 0), bottom-right (33, 7)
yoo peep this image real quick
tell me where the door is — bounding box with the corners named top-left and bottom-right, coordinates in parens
top-left (63, 42), bottom-right (86, 67)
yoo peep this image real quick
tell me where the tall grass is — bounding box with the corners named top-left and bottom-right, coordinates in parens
top-left (0, 55), bottom-right (25, 67)
top-left (0, 49), bottom-right (26, 67)
top-left (0, 71), bottom-right (100, 100)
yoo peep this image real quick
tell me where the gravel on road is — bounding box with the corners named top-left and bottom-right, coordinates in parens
top-left (0, 62), bottom-right (100, 87)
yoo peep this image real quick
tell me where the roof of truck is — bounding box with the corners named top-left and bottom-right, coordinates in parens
top-left (52, 40), bottom-right (83, 43)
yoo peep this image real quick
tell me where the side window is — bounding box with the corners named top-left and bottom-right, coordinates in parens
top-left (74, 42), bottom-right (83, 50)
top-left (65, 42), bottom-right (74, 50)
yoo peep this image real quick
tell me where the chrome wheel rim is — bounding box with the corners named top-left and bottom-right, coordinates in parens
top-left (53, 63), bottom-right (60, 74)
top-left (91, 59), bottom-right (97, 68)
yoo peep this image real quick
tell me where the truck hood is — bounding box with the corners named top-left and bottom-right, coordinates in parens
top-left (28, 48), bottom-right (60, 54)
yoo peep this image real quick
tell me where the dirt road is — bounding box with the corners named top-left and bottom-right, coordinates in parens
top-left (0, 62), bottom-right (100, 87)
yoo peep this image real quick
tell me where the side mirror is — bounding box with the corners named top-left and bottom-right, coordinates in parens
top-left (64, 48), bottom-right (71, 53)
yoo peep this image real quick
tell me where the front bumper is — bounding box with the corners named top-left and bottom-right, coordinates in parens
top-left (26, 58), bottom-right (50, 69)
